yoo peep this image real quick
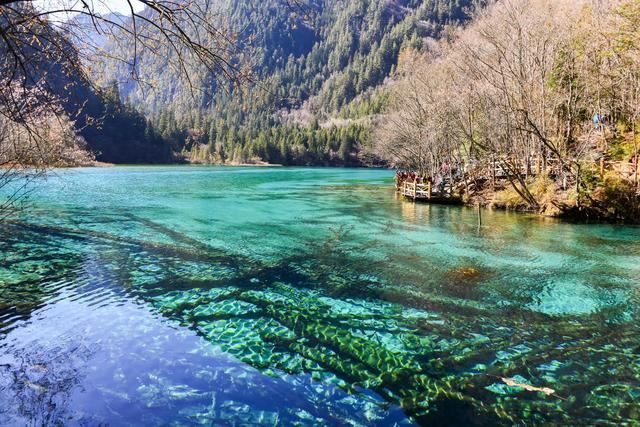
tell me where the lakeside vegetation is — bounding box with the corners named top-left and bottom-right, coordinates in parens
top-left (94, 0), bottom-right (476, 166)
top-left (372, 0), bottom-right (640, 222)
top-left (1, 0), bottom-right (478, 172)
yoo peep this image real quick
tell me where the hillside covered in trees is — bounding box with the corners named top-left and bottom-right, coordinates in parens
top-left (92, 0), bottom-right (476, 165)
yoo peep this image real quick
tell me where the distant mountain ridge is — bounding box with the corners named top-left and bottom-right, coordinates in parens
top-left (91, 0), bottom-right (477, 165)
top-left (99, 0), bottom-right (474, 112)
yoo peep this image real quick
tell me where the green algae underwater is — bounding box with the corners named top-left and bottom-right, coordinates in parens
top-left (1, 166), bottom-right (640, 426)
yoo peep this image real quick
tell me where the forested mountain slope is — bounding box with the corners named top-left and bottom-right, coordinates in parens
top-left (54, 68), bottom-right (172, 164)
top-left (94, 0), bottom-right (476, 165)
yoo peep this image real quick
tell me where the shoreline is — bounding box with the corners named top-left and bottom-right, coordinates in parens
top-left (469, 195), bottom-right (640, 225)
top-left (396, 185), bottom-right (640, 225)
top-left (92, 161), bottom-right (115, 167)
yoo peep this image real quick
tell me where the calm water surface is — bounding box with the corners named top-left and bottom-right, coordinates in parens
top-left (1, 166), bottom-right (639, 426)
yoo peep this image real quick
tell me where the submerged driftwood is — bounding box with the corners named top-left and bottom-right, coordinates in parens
top-left (1, 217), bottom-right (638, 425)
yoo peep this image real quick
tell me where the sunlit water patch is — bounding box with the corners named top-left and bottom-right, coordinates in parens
top-left (1, 166), bottom-right (640, 425)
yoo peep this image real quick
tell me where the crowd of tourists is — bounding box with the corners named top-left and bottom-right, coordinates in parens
top-left (395, 164), bottom-right (466, 195)
top-left (395, 171), bottom-right (432, 186)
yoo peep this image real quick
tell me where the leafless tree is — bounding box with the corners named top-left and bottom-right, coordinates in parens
top-left (372, 0), bottom-right (640, 212)
top-left (0, 82), bottom-right (94, 218)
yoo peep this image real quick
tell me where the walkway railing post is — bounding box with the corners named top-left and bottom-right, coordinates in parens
top-left (491, 156), bottom-right (496, 190)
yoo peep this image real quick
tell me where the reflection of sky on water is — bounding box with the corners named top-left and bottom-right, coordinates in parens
top-left (0, 279), bottom-right (410, 425)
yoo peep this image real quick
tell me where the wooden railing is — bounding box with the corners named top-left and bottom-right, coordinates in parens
top-left (397, 154), bottom-right (639, 202)
top-left (489, 156), bottom-right (639, 183)
top-left (488, 155), bottom-right (556, 179)
top-left (399, 181), bottom-right (432, 199)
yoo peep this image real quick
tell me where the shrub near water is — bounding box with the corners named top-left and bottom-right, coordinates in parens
top-left (491, 176), bottom-right (562, 216)
top-left (594, 176), bottom-right (640, 222)
top-left (491, 173), bottom-right (640, 222)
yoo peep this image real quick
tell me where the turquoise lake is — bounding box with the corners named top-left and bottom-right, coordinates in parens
top-left (1, 166), bottom-right (639, 426)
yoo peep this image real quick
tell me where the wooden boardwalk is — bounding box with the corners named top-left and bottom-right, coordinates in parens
top-left (601, 159), bottom-right (639, 183)
top-left (397, 181), bottom-right (461, 203)
top-left (395, 153), bottom-right (638, 204)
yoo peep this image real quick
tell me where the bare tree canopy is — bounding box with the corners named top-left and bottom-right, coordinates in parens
top-left (1, 0), bottom-right (252, 93)
top-left (372, 0), bottom-right (640, 219)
